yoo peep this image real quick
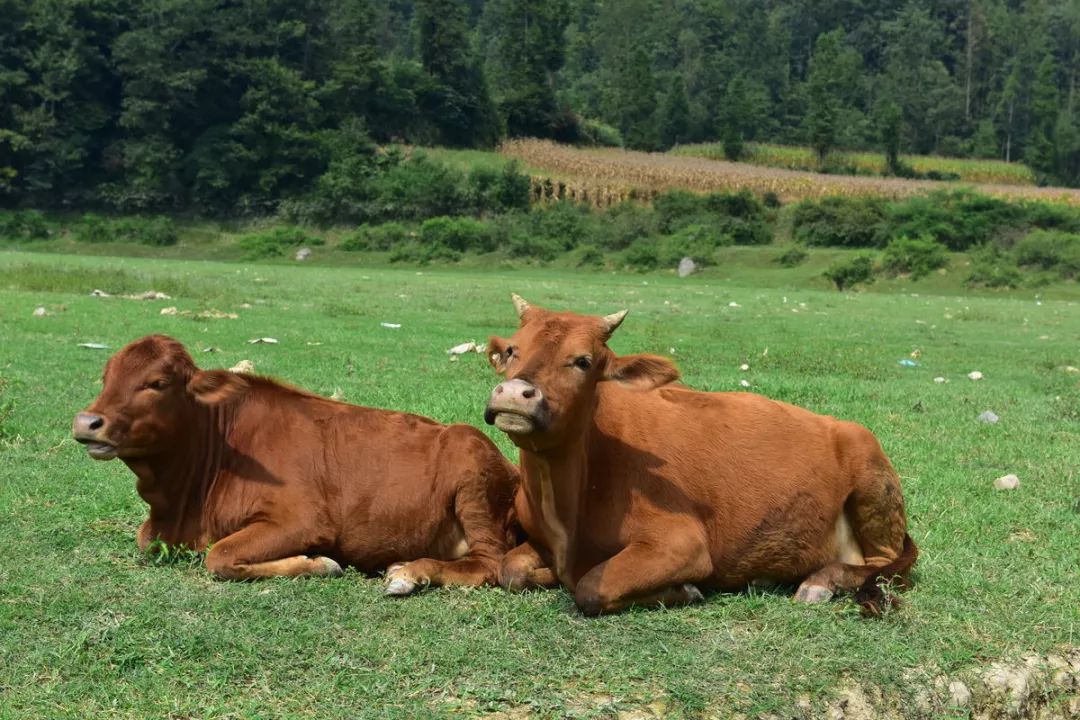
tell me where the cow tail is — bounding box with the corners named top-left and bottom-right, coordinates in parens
top-left (854, 533), bottom-right (918, 617)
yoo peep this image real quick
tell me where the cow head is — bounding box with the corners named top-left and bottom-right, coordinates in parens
top-left (72, 335), bottom-right (248, 460)
top-left (484, 294), bottom-right (680, 450)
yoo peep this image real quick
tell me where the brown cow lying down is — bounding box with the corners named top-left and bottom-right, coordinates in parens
top-left (484, 295), bottom-right (917, 616)
top-left (73, 335), bottom-right (518, 594)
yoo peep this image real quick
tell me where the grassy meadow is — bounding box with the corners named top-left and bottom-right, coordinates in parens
top-left (1, 251), bottom-right (1078, 718)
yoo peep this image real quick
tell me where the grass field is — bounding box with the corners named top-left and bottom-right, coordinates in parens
top-left (1, 251), bottom-right (1078, 718)
top-left (498, 140), bottom-right (1080, 207)
top-left (672, 143), bottom-right (1038, 187)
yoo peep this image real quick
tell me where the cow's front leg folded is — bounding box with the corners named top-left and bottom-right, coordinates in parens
top-left (204, 522), bottom-right (343, 580)
top-left (497, 540), bottom-right (558, 591)
top-left (572, 533), bottom-right (713, 616)
top-left (383, 554), bottom-right (500, 596)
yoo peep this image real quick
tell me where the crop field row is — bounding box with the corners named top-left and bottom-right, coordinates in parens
top-left (672, 142), bottom-right (1038, 186)
top-left (500, 139), bottom-right (1080, 206)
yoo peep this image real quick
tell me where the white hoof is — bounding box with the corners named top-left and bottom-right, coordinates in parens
top-left (794, 583), bottom-right (834, 603)
top-left (317, 556), bottom-right (343, 577)
top-left (385, 577), bottom-right (418, 596)
top-left (682, 583), bottom-right (704, 603)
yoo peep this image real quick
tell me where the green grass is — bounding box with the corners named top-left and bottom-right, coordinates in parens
top-left (673, 142), bottom-right (1038, 186)
top-left (1, 251), bottom-right (1078, 718)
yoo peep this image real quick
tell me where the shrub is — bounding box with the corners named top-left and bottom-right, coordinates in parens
top-left (775, 246), bottom-right (808, 267)
top-left (885, 190), bottom-right (1022, 251)
top-left (824, 254), bottom-right (877, 290)
top-left (718, 216), bottom-right (770, 245)
top-left (762, 191), bottom-right (782, 208)
top-left (659, 224), bottom-right (726, 266)
top-left (113, 216), bottom-right (178, 246)
top-left (593, 202), bottom-right (657, 250)
top-left (966, 244), bottom-right (1021, 288)
top-left (577, 118), bottom-right (623, 147)
top-left (419, 216), bottom-right (496, 254)
top-left (568, 243), bottom-right (605, 267)
top-left (238, 226), bottom-right (323, 259)
top-left (339, 223), bottom-right (413, 251)
top-left (0, 210), bottom-right (49, 241)
top-left (622, 238), bottom-right (661, 270)
top-left (465, 161), bottom-right (531, 214)
top-left (74, 214), bottom-right (112, 243)
top-left (1013, 230), bottom-right (1080, 278)
top-left (792, 196), bottom-right (888, 247)
top-left (882, 234), bottom-right (949, 278)
top-left (527, 203), bottom-right (589, 252)
top-left (366, 152), bottom-right (467, 222)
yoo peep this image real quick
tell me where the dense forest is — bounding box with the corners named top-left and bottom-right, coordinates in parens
top-left (3, 0), bottom-right (1080, 215)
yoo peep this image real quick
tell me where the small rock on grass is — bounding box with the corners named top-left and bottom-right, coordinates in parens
top-left (967, 371), bottom-right (984, 380)
top-left (933, 376), bottom-right (947, 383)
top-left (677, 257), bottom-right (696, 278)
top-left (994, 473), bottom-right (1020, 490)
top-left (976, 410), bottom-right (999, 423)
top-left (230, 360), bottom-right (255, 374)
top-left (947, 681), bottom-right (972, 707)
top-left (32, 306), bottom-right (48, 317)
top-left (295, 247), bottom-right (311, 261)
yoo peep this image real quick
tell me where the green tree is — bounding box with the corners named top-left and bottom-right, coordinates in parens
top-left (659, 74), bottom-right (690, 148)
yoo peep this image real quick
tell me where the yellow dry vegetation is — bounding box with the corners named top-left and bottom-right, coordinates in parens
top-left (501, 139), bottom-right (1080, 207)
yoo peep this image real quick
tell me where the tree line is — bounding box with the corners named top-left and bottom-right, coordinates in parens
top-left (3, 0), bottom-right (1080, 216)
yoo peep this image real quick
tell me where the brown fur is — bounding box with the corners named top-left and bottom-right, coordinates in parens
top-left (74, 335), bottom-right (519, 589)
top-left (485, 301), bottom-right (916, 616)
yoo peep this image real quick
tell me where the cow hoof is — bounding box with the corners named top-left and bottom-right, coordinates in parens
top-left (682, 583), bottom-right (704, 604)
top-left (794, 583), bottom-right (833, 603)
top-left (317, 556), bottom-right (344, 577)
top-left (384, 563), bottom-right (428, 596)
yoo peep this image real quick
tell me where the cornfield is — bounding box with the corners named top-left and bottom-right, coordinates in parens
top-left (673, 142), bottom-right (1038, 186)
top-left (500, 139), bottom-right (1080, 207)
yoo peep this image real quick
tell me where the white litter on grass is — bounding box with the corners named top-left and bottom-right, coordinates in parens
top-left (967, 371), bottom-right (984, 381)
top-left (977, 410), bottom-right (1000, 424)
top-left (1065, 366), bottom-right (1079, 374)
top-left (161, 307), bottom-right (178, 315)
top-left (330, 388), bottom-right (344, 401)
top-left (230, 360), bottom-right (255, 374)
top-left (994, 474), bottom-right (1020, 491)
top-left (32, 306), bottom-right (48, 317)
top-left (380, 322), bottom-right (401, 329)
top-left (739, 379), bottom-right (751, 388)
top-left (934, 376), bottom-right (947, 384)
top-left (739, 363), bottom-right (750, 371)
top-left (90, 289), bottom-right (110, 297)
top-left (78, 343), bottom-right (109, 349)
top-left (295, 247), bottom-right (311, 261)
top-left (124, 290), bottom-right (171, 300)
top-left (247, 337), bottom-right (278, 344)
top-left (202, 347), bottom-right (218, 353)
top-left (728, 301), bottom-right (741, 308)
top-left (447, 342), bottom-right (477, 355)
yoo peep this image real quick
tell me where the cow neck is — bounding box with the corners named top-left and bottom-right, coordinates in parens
top-left (123, 400), bottom-right (233, 548)
top-left (518, 425), bottom-right (590, 587)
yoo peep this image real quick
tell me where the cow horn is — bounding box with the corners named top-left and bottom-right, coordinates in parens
top-left (601, 309), bottom-right (628, 335)
top-left (511, 293), bottom-right (530, 320)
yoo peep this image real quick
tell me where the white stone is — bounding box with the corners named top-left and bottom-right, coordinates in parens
top-left (994, 473), bottom-right (1020, 490)
top-left (933, 377), bottom-right (946, 383)
top-left (294, 247), bottom-right (311, 261)
top-left (967, 371), bottom-right (984, 380)
top-left (677, 257), bottom-right (696, 277)
top-left (947, 681), bottom-right (971, 707)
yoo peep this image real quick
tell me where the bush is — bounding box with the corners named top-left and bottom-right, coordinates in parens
top-left (113, 216), bottom-right (178, 246)
top-left (366, 152), bottom-right (467, 222)
top-left (419, 216), bottom-right (496, 254)
top-left (824, 254), bottom-right (877, 290)
top-left (238, 225), bottom-right (323, 259)
top-left (966, 244), bottom-right (1022, 288)
top-left (762, 191), bottom-right (782, 208)
top-left (882, 234), bottom-right (949, 278)
top-left (775, 246), bottom-right (807, 267)
top-left (74, 214), bottom-right (112, 243)
top-left (659, 224), bottom-right (726, 266)
top-left (622, 238), bottom-right (661, 270)
top-left (0, 210), bottom-right (49, 241)
top-left (577, 118), bottom-right (623, 147)
top-left (526, 203), bottom-right (589, 252)
top-left (593, 202), bottom-right (657, 251)
top-left (1013, 230), bottom-right (1080, 278)
top-left (339, 222), bottom-right (413, 251)
top-left (885, 190), bottom-right (1022, 251)
top-left (792, 196), bottom-right (888, 247)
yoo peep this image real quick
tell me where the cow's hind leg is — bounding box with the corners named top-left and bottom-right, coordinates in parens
top-left (573, 532), bottom-right (712, 616)
top-left (498, 540), bottom-right (558, 591)
top-left (205, 523), bottom-right (343, 580)
top-left (385, 436), bottom-right (514, 596)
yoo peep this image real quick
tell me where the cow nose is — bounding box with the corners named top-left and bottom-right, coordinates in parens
top-left (489, 379), bottom-right (543, 408)
top-left (73, 412), bottom-right (106, 436)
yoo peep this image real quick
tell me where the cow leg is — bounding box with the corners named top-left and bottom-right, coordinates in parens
top-left (204, 523), bottom-right (343, 580)
top-left (573, 535), bottom-right (712, 616)
top-left (497, 540), bottom-right (558, 591)
top-left (385, 456), bottom-right (513, 596)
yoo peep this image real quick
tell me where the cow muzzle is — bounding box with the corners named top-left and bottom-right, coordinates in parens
top-left (485, 379), bottom-right (547, 434)
top-left (72, 412), bottom-right (118, 460)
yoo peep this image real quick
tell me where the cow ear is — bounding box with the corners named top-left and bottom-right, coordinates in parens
top-left (487, 336), bottom-right (509, 375)
top-left (604, 354), bottom-right (680, 390)
top-left (187, 370), bottom-right (249, 405)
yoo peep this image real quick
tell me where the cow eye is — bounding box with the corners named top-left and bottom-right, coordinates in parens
top-left (573, 356), bottom-right (592, 371)
top-left (145, 379), bottom-right (168, 391)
